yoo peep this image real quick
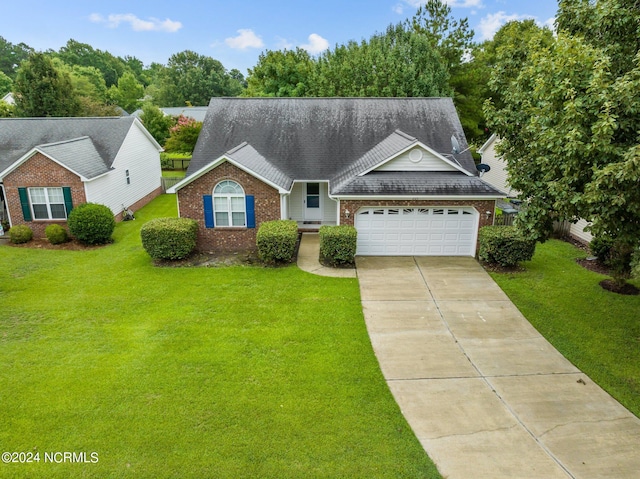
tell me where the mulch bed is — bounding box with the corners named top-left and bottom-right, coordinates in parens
top-left (575, 258), bottom-right (639, 295)
top-left (4, 238), bottom-right (105, 251)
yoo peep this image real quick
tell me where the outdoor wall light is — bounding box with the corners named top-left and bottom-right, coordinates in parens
top-left (345, 209), bottom-right (350, 218)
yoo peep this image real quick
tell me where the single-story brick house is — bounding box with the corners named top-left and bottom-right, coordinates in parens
top-left (0, 117), bottom-right (163, 237)
top-left (169, 97), bottom-right (504, 256)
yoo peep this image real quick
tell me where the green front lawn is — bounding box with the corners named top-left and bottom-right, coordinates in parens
top-left (0, 195), bottom-right (440, 479)
top-left (489, 239), bottom-right (640, 417)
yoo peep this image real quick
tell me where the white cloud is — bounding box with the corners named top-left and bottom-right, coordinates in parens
top-left (225, 29), bottom-right (264, 50)
top-left (300, 34), bottom-right (329, 54)
top-left (275, 37), bottom-right (295, 50)
top-left (478, 11), bottom-right (532, 40)
top-left (89, 13), bottom-right (182, 33)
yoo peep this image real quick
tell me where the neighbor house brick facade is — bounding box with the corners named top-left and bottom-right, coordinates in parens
top-left (0, 117), bottom-right (163, 239)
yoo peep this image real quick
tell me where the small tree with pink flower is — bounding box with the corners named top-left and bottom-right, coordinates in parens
top-left (164, 115), bottom-right (203, 154)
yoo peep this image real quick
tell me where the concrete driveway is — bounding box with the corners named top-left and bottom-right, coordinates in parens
top-left (356, 256), bottom-right (640, 479)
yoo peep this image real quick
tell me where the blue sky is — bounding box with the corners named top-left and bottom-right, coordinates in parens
top-left (0, 0), bottom-right (558, 75)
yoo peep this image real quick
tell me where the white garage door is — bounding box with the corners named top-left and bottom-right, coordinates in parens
top-left (355, 207), bottom-right (479, 256)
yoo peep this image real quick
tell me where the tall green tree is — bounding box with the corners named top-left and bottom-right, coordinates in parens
top-left (310, 23), bottom-right (450, 97)
top-left (0, 36), bottom-right (33, 78)
top-left (485, 0), bottom-right (640, 282)
top-left (56, 39), bottom-right (126, 87)
top-left (154, 51), bottom-right (243, 106)
top-left (0, 70), bottom-right (12, 96)
top-left (108, 71), bottom-right (144, 113)
top-left (139, 102), bottom-right (174, 145)
top-left (50, 59), bottom-right (119, 116)
top-left (14, 53), bottom-right (80, 117)
top-left (408, 0), bottom-right (482, 139)
top-left (245, 48), bottom-right (313, 97)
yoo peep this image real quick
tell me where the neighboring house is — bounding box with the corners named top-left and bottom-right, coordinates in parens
top-left (131, 106), bottom-right (208, 123)
top-left (1, 92), bottom-right (15, 105)
top-left (0, 117), bottom-right (163, 237)
top-left (478, 134), bottom-right (593, 244)
top-left (169, 98), bottom-right (504, 256)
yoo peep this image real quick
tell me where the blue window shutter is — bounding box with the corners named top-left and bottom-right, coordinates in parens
top-left (203, 195), bottom-right (214, 228)
top-left (62, 187), bottom-right (73, 215)
top-left (246, 195), bottom-right (255, 228)
top-left (18, 188), bottom-right (32, 221)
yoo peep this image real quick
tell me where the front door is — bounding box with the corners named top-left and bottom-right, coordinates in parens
top-left (304, 182), bottom-right (322, 221)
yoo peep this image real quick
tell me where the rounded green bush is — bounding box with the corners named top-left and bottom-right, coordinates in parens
top-left (45, 224), bottom-right (68, 245)
top-left (67, 203), bottom-right (115, 245)
top-left (140, 217), bottom-right (198, 260)
top-left (256, 220), bottom-right (298, 264)
top-left (9, 224), bottom-right (33, 244)
top-left (319, 225), bottom-right (357, 266)
top-left (478, 225), bottom-right (536, 267)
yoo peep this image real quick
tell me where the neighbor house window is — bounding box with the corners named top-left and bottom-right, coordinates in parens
top-left (126, 169), bottom-right (130, 184)
top-left (29, 187), bottom-right (67, 220)
top-left (213, 180), bottom-right (246, 227)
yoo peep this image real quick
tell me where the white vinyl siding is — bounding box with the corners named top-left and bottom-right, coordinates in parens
top-left (479, 137), bottom-right (517, 197)
top-left (288, 182), bottom-right (336, 223)
top-left (84, 122), bottom-right (161, 215)
top-left (375, 147), bottom-right (458, 172)
top-left (356, 207), bottom-right (478, 256)
top-left (569, 219), bottom-right (593, 244)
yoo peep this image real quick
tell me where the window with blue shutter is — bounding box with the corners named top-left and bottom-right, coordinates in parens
top-left (246, 195), bottom-right (255, 228)
top-left (203, 195), bottom-right (214, 228)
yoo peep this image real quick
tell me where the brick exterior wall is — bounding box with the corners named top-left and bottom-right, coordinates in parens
top-left (339, 199), bottom-right (496, 228)
top-left (176, 162), bottom-right (281, 252)
top-left (4, 152), bottom-right (86, 238)
top-left (4, 152), bottom-right (163, 238)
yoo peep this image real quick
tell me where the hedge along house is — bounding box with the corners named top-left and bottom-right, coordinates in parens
top-left (0, 117), bottom-right (163, 237)
top-left (168, 98), bottom-right (504, 256)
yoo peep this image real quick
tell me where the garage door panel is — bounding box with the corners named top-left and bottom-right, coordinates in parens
top-left (356, 207), bottom-right (479, 256)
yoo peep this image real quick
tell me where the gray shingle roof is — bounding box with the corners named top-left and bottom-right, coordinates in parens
top-left (225, 143), bottom-right (293, 190)
top-left (0, 117), bottom-right (136, 175)
top-left (191, 97), bottom-right (475, 176)
top-left (37, 137), bottom-right (110, 179)
top-left (332, 171), bottom-right (503, 196)
top-left (185, 97), bottom-right (502, 198)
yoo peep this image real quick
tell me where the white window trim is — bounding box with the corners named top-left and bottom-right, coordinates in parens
top-left (29, 187), bottom-right (67, 221)
top-left (213, 180), bottom-right (246, 227)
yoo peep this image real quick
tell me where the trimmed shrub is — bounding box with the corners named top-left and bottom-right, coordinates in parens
top-left (319, 225), bottom-right (357, 266)
top-left (478, 225), bottom-right (536, 267)
top-left (67, 203), bottom-right (116, 245)
top-left (140, 217), bottom-right (198, 260)
top-left (45, 224), bottom-right (68, 245)
top-left (590, 235), bottom-right (614, 263)
top-left (256, 220), bottom-right (298, 264)
top-left (9, 224), bottom-right (33, 244)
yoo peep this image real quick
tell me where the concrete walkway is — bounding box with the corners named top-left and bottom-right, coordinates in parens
top-left (357, 256), bottom-right (640, 479)
top-left (296, 233), bottom-right (357, 278)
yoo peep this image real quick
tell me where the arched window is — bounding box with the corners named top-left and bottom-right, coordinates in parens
top-left (213, 180), bottom-right (246, 227)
